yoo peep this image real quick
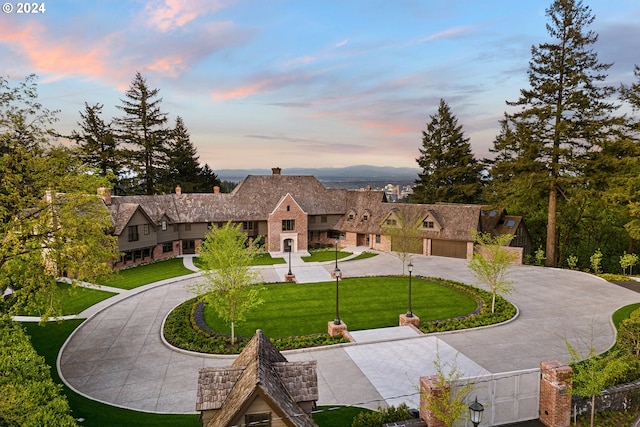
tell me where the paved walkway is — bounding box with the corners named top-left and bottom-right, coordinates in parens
top-left (57, 250), bottom-right (640, 415)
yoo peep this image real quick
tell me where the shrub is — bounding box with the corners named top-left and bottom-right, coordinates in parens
top-left (351, 403), bottom-right (413, 427)
top-left (418, 278), bottom-right (516, 334)
top-left (0, 320), bottom-right (78, 426)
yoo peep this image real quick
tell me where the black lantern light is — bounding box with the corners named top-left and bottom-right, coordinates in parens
top-left (406, 262), bottom-right (414, 317)
top-left (334, 266), bottom-right (341, 325)
top-left (468, 396), bottom-right (484, 427)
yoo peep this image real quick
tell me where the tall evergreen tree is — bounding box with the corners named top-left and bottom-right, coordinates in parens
top-left (116, 72), bottom-right (169, 195)
top-left (618, 65), bottom-right (640, 241)
top-left (412, 99), bottom-right (482, 204)
top-left (162, 116), bottom-right (201, 193)
top-left (71, 102), bottom-right (120, 187)
top-left (197, 163), bottom-right (221, 193)
top-left (490, 0), bottom-right (620, 267)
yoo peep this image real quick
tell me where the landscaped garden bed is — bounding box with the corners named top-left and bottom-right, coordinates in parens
top-left (163, 276), bottom-right (517, 354)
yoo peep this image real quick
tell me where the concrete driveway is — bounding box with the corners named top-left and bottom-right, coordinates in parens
top-left (58, 251), bottom-right (640, 414)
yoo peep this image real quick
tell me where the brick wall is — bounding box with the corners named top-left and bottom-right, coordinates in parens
top-left (539, 360), bottom-right (572, 427)
top-left (267, 194), bottom-right (308, 252)
top-left (419, 375), bottom-right (449, 427)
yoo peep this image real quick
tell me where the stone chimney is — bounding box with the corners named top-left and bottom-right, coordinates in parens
top-left (271, 167), bottom-right (281, 176)
top-left (98, 187), bottom-right (112, 206)
top-left (213, 186), bottom-right (220, 194)
top-left (175, 185), bottom-right (182, 195)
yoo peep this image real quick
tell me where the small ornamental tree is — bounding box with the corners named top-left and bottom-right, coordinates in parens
top-left (468, 232), bottom-right (517, 313)
top-left (422, 350), bottom-right (474, 427)
top-left (382, 211), bottom-right (423, 275)
top-left (567, 341), bottom-right (630, 427)
top-left (620, 252), bottom-right (638, 275)
top-left (189, 222), bottom-right (264, 344)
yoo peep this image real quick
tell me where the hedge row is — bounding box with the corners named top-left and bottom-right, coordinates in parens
top-left (418, 277), bottom-right (517, 333)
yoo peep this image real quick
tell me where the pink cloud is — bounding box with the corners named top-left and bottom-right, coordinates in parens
top-left (144, 0), bottom-right (232, 32)
top-left (212, 82), bottom-right (269, 100)
top-left (0, 21), bottom-right (111, 80)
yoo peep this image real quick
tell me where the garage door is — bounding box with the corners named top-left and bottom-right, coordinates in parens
top-left (431, 240), bottom-right (468, 259)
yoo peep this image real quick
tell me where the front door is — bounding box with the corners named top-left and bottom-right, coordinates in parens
top-left (182, 239), bottom-right (196, 254)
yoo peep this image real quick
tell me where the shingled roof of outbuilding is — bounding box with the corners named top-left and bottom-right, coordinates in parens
top-left (196, 330), bottom-right (318, 427)
top-left (335, 199), bottom-right (483, 241)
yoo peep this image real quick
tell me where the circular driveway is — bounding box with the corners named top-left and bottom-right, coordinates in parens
top-left (58, 252), bottom-right (640, 413)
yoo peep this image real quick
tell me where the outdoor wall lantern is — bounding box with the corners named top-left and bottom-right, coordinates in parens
top-left (334, 266), bottom-right (341, 325)
top-left (406, 262), bottom-right (414, 317)
top-left (468, 396), bottom-right (484, 427)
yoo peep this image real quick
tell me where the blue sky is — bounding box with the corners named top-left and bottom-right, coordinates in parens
top-left (1, 0), bottom-right (638, 169)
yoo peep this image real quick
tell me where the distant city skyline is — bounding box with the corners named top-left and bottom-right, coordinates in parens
top-left (1, 0), bottom-right (638, 169)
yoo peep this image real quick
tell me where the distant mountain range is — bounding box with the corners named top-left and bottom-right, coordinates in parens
top-left (217, 165), bottom-right (419, 184)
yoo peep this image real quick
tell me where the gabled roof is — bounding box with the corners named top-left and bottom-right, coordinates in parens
top-left (110, 203), bottom-right (155, 236)
top-left (197, 330), bottom-right (318, 427)
top-left (335, 200), bottom-right (483, 241)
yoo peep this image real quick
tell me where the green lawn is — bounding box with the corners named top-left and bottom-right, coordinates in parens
top-left (346, 251), bottom-right (378, 262)
top-left (612, 303), bottom-right (640, 329)
top-left (23, 320), bottom-right (200, 427)
top-left (95, 258), bottom-right (193, 290)
top-left (313, 406), bottom-right (372, 427)
top-left (22, 282), bottom-right (117, 316)
top-left (203, 276), bottom-right (477, 338)
top-left (302, 250), bottom-right (352, 262)
top-left (193, 252), bottom-right (286, 269)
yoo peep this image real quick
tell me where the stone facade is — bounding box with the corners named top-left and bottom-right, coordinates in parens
top-left (539, 360), bottom-right (572, 427)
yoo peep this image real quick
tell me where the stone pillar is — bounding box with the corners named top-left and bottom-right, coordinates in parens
top-left (327, 321), bottom-right (347, 337)
top-left (420, 375), bottom-right (448, 427)
top-left (399, 313), bottom-right (420, 327)
top-left (539, 360), bottom-right (572, 427)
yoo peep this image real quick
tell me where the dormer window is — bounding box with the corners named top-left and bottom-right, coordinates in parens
top-left (423, 220), bottom-right (434, 229)
top-left (348, 213), bottom-right (354, 221)
top-left (386, 219), bottom-right (397, 226)
top-left (362, 214), bottom-right (369, 221)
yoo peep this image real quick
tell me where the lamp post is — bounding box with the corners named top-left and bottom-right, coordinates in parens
top-left (468, 396), bottom-right (484, 427)
top-left (335, 238), bottom-right (339, 269)
top-left (334, 266), bottom-right (341, 325)
top-left (287, 242), bottom-right (292, 276)
top-left (406, 262), bottom-right (413, 317)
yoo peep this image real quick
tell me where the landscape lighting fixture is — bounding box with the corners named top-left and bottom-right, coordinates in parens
top-left (468, 396), bottom-right (484, 427)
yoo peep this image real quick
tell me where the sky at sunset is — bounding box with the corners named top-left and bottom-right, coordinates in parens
top-left (1, 0), bottom-right (639, 170)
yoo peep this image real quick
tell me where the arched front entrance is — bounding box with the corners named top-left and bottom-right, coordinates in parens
top-left (280, 233), bottom-right (297, 253)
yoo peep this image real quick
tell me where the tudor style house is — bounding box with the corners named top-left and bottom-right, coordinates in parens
top-left (101, 167), bottom-right (531, 269)
top-left (196, 329), bottom-right (318, 427)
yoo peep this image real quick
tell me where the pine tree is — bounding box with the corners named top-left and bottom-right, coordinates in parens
top-left (116, 72), bottom-right (169, 195)
top-left (494, 0), bottom-right (620, 267)
top-left (618, 65), bottom-right (640, 241)
top-left (412, 99), bottom-right (482, 204)
top-left (71, 102), bottom-right (120, 187)
top-left (197, 163), bottom-right (221, 193)
top-left (162, 116), bottom-right (201, 193)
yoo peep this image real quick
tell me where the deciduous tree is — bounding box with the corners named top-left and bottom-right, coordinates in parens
top-left (468, 232), bottom-right (517, 313)
top-left (189, 222), bottom-right (264, 344)
top-left (0, 75), bottom-right (119, 319)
